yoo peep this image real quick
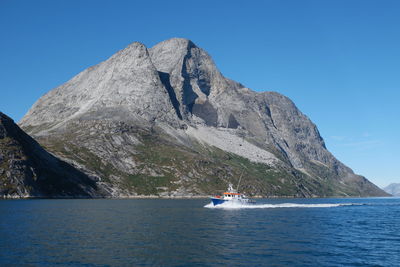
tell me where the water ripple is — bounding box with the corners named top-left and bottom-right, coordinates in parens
top-left (0, 198), bottom-right (399, 266)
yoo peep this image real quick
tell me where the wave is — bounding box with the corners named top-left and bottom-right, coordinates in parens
top-left (204, 202), bottom-right (360, 209)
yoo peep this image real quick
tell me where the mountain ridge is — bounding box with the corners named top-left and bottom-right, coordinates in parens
top-left (0, 112), bottom-right (107, 198)
top-left (17, 37), bottom-right (387, 198)
top-left (383, 183), bottom-right (400, 196)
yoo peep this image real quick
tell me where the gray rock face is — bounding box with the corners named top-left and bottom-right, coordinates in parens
top-left (0, 112), bottom-right (106, 198)
top-left (20, 42), bottom-right (179, 133)
top-left (149, 38), bottom-right (238, 124)
top-left (383, 183), bottom-right (400, 196)
top-left (19, 38), bottom-right (388, 197)
top-left (150, 39), bottom-right (355, 179)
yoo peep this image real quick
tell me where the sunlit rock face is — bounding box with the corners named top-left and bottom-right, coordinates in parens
top-left (19, 38), bottom-right (388, 197)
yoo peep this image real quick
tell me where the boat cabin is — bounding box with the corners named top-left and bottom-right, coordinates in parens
top-left (223, 192), bottom-right (243, 199)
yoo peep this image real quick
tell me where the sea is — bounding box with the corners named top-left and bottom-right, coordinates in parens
top-left (0, 197), bottom-right (399, 266)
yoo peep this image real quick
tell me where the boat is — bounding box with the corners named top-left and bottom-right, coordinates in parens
top-left (210, 183), bottom-right (255, 206)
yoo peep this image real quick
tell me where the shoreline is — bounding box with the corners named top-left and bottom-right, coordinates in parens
top-left (0, 194), bottom-right (393, 200)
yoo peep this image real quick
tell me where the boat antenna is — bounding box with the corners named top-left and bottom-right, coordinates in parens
top-left (237, 171), bottom-right (244, 192)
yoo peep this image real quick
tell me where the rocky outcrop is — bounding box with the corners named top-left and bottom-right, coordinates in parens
top-left (383, 183), bottom-right (400, 196)
top-left (18, 38), bottom-right (388, 197)
top-left (0, 112), bottom-right (106, 198)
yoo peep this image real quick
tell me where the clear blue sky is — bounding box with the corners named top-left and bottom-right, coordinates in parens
top-left (1, 0), bottom-right (399, 187)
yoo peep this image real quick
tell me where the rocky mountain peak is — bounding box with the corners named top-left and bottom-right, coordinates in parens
top-left (110, 41), bottom-right (149, 63)
top-left (149, 38), bottom-right (196, 73)
top-left (383, 183), bottom-right (400, 196)
top-left (17, 38), bottom-right (388, 198)
top-left (149, 38), bottom-right (240, 123)
top-left (19, 40), bottom-right (179, 132)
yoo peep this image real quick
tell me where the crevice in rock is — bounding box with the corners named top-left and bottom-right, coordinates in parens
top-left (181, 45), bottom-right (199, 115)
top-left (158, 72), bottom-right (182, 120)
top-left (267, 106), bottom-right (278, 130)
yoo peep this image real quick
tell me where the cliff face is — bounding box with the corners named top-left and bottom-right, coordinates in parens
top-left (18, 38), bottom-right (388, 197)
top-left (0, 112), bottom-right (106, 198)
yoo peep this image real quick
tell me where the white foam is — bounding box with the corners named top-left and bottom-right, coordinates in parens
top-left (204, 201), bottom-right (358, 209)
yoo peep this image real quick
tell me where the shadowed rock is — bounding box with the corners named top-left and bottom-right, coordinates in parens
top-left (0, 112), bottom-right (106, 198)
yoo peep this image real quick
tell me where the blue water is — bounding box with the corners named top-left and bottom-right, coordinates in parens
top-left (0, 198), bottom-right (399, 266)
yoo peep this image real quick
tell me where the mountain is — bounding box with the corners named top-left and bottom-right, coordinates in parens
top-left (18, 38), bottom-right (388, 197)
top-left (0, 112), bottom-right (107, 198)
top-left (383, 183), bottom-right (400, 196)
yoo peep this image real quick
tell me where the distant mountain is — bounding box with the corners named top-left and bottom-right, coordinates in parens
top-left (383, 183), bottom-right (400, 196)
top-left (0, 112), bottom-right (106, 198)
top-left (18, 38), bottom-right (388, 197)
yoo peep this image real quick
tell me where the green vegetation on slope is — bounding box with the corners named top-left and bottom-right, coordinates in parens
top-left (33, 124), bottom-right (383, 197)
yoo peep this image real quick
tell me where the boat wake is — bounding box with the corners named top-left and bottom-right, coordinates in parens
top-left (204, 202), bottom-right (360, 209)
